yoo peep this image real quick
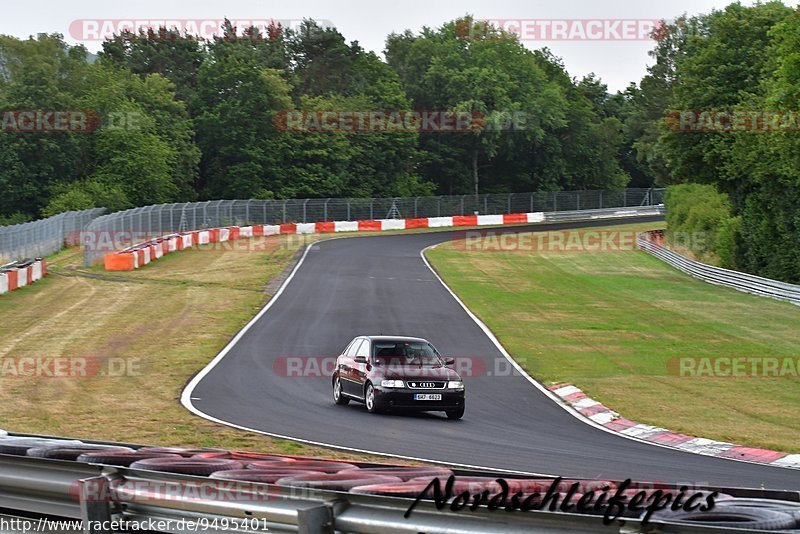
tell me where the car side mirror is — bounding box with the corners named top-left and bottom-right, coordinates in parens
top-left (444, 357), bottom-right (455, 366)
top-left (354, 356), bottom-right (368, 364)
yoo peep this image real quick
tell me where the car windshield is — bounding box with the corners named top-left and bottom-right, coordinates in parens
top-left (372, 341), bottom-right (443, 367)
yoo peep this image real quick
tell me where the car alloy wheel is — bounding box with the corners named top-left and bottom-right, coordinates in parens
top-left (365, 384), bottom-right (375, 411)
top-left (333, 376), bottom-right (349, 405)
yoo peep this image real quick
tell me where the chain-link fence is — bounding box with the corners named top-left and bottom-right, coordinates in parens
top-left (0, 208), bottom-right (106, 265)
top-left (82, 188), bottom-right (664, 265)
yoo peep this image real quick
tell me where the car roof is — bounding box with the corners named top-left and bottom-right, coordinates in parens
top-left (362, 335), bottom-right (430, 343)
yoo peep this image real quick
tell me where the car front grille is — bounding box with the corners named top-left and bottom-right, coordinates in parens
top-left (406, 381), bottom-right (446, 389)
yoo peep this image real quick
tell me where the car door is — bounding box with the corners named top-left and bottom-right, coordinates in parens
top-left (352, 338), bottom-right (371, 398)
top-left (340, 338), bottom-right (363, 396)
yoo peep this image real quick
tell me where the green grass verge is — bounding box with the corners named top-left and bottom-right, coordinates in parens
top-left (426, 222), bottom-right (800, 453)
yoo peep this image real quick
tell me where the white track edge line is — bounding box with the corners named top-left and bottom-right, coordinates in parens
top-left (420, 242), bottom-right (797, 473)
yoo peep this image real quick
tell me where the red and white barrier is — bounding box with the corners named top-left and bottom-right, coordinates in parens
top-left (104, 213), bottom-right (546, 271)
top-left (0, 259), bottom-right (48, 295)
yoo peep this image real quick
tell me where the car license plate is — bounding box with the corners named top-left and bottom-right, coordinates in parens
top-left (414, 394), bottom-right (442, 401)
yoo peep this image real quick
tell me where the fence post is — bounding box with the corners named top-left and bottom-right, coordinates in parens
top-left (553, 192), bottom-right (557, 212)
top-left (283, 200), bottom-right (287, 223)
top-left (577, 192), bottom-right (581, 211)
top-left (303, 199), bottom-right (309, 223)
top-left (370, 199), bottom-right (374, 220)
top-left (599, 190), bottom-right (603, 209)
top-left (460, 196), bottom-right (464, 216)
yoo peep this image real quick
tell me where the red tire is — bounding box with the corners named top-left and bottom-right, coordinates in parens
top-left (275, 472), bottom-right (404, 492)
top-left (354, 467), bottom-right (454, 481)
top-left (129, 457), bottom-right (245, 476)
top-left (247, 460), bottom-right (357, 473)
top-left (137, 447), bottom-right (228, 458)
top-left (210, 469), bottom-right (325, 484)
top-left (194, 451), bottom-right (295, 463)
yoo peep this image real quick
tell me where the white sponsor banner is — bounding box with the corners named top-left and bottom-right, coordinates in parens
top-left (239, 226), bottom-right (253, 238)
top-left (219, 228), bottom-right (230, 242)
top-left (380, 219), bottom-right (406, 231)
top-left (154, 244), bottom-right (163, 259)
top-left (528, 212), bottom-right (545, 223)
top-left (32, 261), bottom-right (43, 281)
top-left (198, 231), bottom-right (210, 245)
top-left (182, 234), bottom-right (193, 248)
top-left (335, 221), bottom-right (359, 232)
top-left (427, 217), bottom-right (454, 228)
top-left (477, 214), bottom-right (504, 226)
top-left (142, 248), bottom-right (151, 264)
top-left (263, 225), bottom-right (281, 236)
top-left (296, 223), bottom-right (317, 234)
top-left (0, 273), bottom-right (7, 294)
top-left (17, 267), bottom-right (27, 287)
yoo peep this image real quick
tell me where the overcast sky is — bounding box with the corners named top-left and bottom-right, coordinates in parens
top-left (2, 0), bottom-right (798, 92)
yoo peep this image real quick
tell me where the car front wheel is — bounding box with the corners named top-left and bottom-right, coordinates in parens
top-left (333, 375), bottom-right (349, 405)
top-left (446, 405), bottom-right (465, 420)
top-left (364, 383), bottom-right (385, 414)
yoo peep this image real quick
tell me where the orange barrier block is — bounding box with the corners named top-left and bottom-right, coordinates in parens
top-left (316, 222), bottom-right (336, 233)
top-left (358, 220), bottom-right (381, 232)
top-left (26, 266), bottom-right (33, 284)
top-left (208, 229), bottom-right (220, 243)
top-left (40, 259), bottom-right (47, 276)
top-left (405, 218), bottom-right (429, 229)
top-left (453, 215), bottom-right (478, 226)
top-left (105, 253), bottom-right (136, 271)
top-left (503, 213), bottom-right (528, 225)
top-left (280, 223), bottom-right (297, 234)
top-left (6, 270), bottom-right (18, 291)
top-left (230, 227), bottom-right (240, 240)
top-left (253, 225), bottom-right (264, 237)
top-left (192, 231), bottom-right (201, 246)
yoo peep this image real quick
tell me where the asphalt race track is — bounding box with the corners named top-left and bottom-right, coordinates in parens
top-left (185, 217), bottom-right (799, 490)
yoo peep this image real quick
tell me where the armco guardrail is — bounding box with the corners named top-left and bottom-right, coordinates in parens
top-left (82, 188), bottom-right (664, 266)
top-left (638, 231), bottom-right (800, 307)
top-left (101, 206), bottom-right (666, 271)
top-left (1, 432), bottom-right (798, 533)
top-left (0, 208), bottom-right (105, 264)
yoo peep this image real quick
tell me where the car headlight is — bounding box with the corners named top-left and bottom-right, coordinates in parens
top-left (381, 380), bottom-right (405, 388)
top-left (447, 381), bottom-right (465, 390)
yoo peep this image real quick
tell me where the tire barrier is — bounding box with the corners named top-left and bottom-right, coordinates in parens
top-left (209, 469), bottom-right (326, 484)
top-left (274, 472), bottom-right (404, 492)
top-left (192, 451), bottom-right (295, 463)
top-left (0, 437), bottom-right (84, 456)
top-left (128, 457), bottom-right (245, 476)
top-left (354, 466), bottom-right (454, 481)
top-left (247, 460), bottom-right (358, 473)
top-left (77, 451), bottom-right (184, 467)
top-left (26, 444), bottom-right (134, 461)
top-left (550, 382), bottom-right (800, 469)
top-left (650, 498), bottom-right (800, 530)
top-left (0, 258), bottom-right (47, 295)
top-left (2, 431), bottom-right (798, 532)
top-left (136, 446), bottom-right (228, 457)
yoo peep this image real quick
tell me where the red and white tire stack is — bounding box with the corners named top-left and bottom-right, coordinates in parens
top-left (0, 259), bottom-right (47, 295)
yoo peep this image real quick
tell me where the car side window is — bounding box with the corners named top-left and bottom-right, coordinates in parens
top-left (342, 339), bottom-right (356, 356)
top-left (355, 339), bottom-right (370, 358)
top-left (345, 339), bottom-right (363, 358)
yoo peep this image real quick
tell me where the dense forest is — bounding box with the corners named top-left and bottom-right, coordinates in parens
top-left (0, 4), bottom-right (798, 281)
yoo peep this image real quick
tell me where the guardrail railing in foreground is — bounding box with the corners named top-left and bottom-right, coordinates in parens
top-left (1, 436), bottom-right (798, 534)
top-left (638, 232), bottom-right (800, 307)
